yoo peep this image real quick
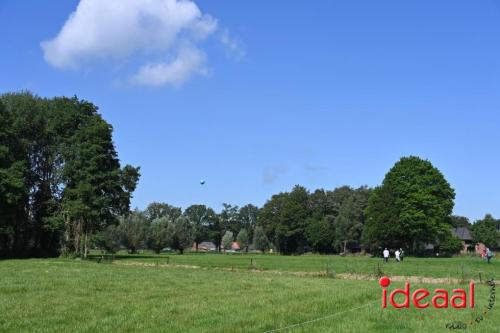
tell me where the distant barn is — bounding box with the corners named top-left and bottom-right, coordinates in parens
top-left (193, 242), bottom-right (217, 252)
top-left (451, 227), bottom-right (473, 253)
top-left (425, 226), bottom-right (473, 255)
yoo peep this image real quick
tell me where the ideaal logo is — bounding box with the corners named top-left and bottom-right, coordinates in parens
top-left (378, 276), bottom-right (474, 309)
top-left (378, 276), bottom-right (496, 330)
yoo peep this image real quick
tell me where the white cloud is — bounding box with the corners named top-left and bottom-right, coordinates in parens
top-left (220, 29), bottom-right (246, 60)
top-left (41, 0), bottom-right (218, 86)
top-left (131, 44), bottom-right (206, 86)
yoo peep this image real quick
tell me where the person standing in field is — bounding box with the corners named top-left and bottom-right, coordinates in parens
top-left (399, 248), bottom-right (404, 262)
top-left (383, 248), bottom-right (389, 263)
top-left (395, 249), bottom-right (401, 262)
top-left (486, 248), bottom-right (493, 264)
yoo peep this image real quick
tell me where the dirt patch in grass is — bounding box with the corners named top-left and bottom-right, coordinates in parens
top-left (336, 273), bottom-right (465, 285)
top-left (110, 260), bottom-right (472, 284)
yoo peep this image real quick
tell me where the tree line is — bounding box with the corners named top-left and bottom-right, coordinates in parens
top-left (0, 93), bottom-right (140, 258)
top-left (91, 186), bottom-right (371, 256)
top-left (94, 156), bottom-right (498, 256)
top-left (92, 203), bottom-right (268, 255)
top-left (1, 93), bottom-right (498, 258)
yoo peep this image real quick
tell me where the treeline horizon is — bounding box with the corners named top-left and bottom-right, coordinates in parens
top-left (104, 180), bottom-right (498, 257)
top-left (1, 92), bottom-right (499, 258)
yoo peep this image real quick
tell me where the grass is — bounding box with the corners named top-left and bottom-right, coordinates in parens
top-left (0, 255), bottom-right (498, 332)
top-left (89, 251), bottom-right (499, 281)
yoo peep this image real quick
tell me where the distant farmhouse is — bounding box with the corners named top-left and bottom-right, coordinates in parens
top-left (191, 241), bottom-right (241, 252)
top-left (451, 227), bottom-right (473, 253)
top-left (425, 226), bottom-right (474, 255)
top-left (192, 242), bottom-right (217, 252)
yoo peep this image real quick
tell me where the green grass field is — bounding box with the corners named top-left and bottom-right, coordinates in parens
top-left (90, 251), bottom-right (499, 281)
top-left (1, 255), bottom-right (499, 332)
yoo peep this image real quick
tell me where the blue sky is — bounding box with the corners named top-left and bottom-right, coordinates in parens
top-left (1, 0), bottom-right (499, 221)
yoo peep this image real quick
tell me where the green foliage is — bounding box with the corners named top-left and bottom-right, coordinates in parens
top-left (236, 229), bottom-right (249, 252)
top-left (0, 100), bottom-right (490, 261)
top-left (221, 231), bottom-right (234, 252)
top-left (229, 204), bottom-right (244, 234)
top-left (330, 187), bottom-right (371, 253)
top-left (260, 185), bottom-right (371, 254)
top-left (0, 92), bottom-right (140, 258)
top-left (92, 225), bottom-right (121, 254)
top-left (184, 204), bottom-right (214, 250)
top-left (147, 217), bottom-right (171, 254)
top-left (219, 203), bottom-right (239, 244)
top-left (438, 234), bottom-right (463, 257)
top-left (169, 216), bottom-right (193, 254)
top-left (306, 216), bottom-right (334, 253)
top-left (252, 226), bottom-right (269, 253)
top-left (363, 156), bottom-right (455, 254)
top-left (449, 215), bottom-right (471, 228)
top-left (472, 214), bottom-right (499, 248)
top-left (259, 185), bottom-right (311, 254)
top-left (118, 211), bottom-right (146, 254)
top-left (145, 202), bottom-right (181, 222)
top-left (238, 204), bottom-right (259, 240)
top-left (334, 196), bottom-right (363, 253)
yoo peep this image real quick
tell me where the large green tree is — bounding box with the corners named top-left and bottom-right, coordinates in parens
top-left (0, 92), bottom-right (140, 258)
top-left (472, 214), bottom-right (499, 249)
top-left (236, 228), bottom-right (249, 252)
top-left (219, 203), bottom-right (239, 233)
top-left (306, 189), bottom-right (335, 253)
top-left (184, 204), bottom-right (215, 251)
top-left (238, 204), bottom-right (259, 240)
top-left (330, 186), bottom-right (371, 253)
top-left (118, 210), bottom-right (146, 254)
top-left (363, 156), bottom-right (455, 254)
top-left (169, 216), bottom-right (193, 254)
top-left (449, 215), bottom-right (471, 228)
top-left (221, 230), bottom-right (234, 253)
top-left (334, 196), bottom-right (362, 253)
top-left (92, 224), bottom-right (121, 254)
top-left (306, 216), bottom-right (334, 253)
top-left (146, 217), bottom-right (171, 254)
top-left (259, 185), bottom-right (310, 254)
top-left (252, 225), bottom-right (269, 253)
top-left (0, 101), bottom-right (27, 255)
top-left (144, 202), bottom-right (181, 222)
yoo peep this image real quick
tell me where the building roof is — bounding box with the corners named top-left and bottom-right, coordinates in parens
top-left (199, 242), bottom-right (216, 249)
top-left (221, 242), bottom-right (241, 250)
top-left (193, 241), bottom-right (216, 250)
top-left (451, 227), bottom-right (472, 241)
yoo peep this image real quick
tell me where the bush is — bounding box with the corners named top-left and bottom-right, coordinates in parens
top-left (439, 235), bottom-right (463, 257)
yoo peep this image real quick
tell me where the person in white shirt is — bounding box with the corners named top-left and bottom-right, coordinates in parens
top-left (383, 248), bottom-right (390, 263)
top-left (395, 249), bottom-right (401, 262)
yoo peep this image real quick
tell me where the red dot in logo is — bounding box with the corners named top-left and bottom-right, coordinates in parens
top-left (379, 276), bottom-right (391, 288)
